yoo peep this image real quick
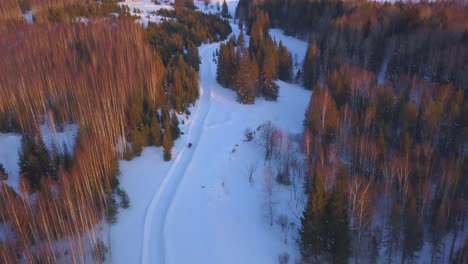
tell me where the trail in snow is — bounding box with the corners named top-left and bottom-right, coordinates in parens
top-left (141, 43), bottom-right (217, 264)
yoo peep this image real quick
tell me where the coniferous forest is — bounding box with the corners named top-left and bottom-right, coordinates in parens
top-left (239, 0), bottom-right (468, 263)
top-left (0, 0), bottom-right (467, 263)
top-left (0, 0), bottom-right (230, 262)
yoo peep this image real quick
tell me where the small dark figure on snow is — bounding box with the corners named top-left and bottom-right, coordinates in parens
top-left (188, 142), bottom-right (192, 148)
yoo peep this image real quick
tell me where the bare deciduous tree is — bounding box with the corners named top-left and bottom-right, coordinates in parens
top-left (258, 121), bottom-right (280, 164)
top-left (264, 165), bottom-right (274, 226)
top-left (277, 214), bottom-right (295, 244)
top-left (349, 175), bottom-right (374, 262)
top-left (246, 161), bottom-right (258, 185)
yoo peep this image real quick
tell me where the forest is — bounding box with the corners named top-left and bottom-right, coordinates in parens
top-left (0, 1), bottom-right (230, 262)
top-left (237, 0), bottom-right (468, 263)
top-left (0, 0), bottom-right (467, 263)
top-left (216, 8), bottom-right (293, 104)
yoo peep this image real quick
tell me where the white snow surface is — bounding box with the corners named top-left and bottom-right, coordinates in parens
top-left (23, 11), bottom-right (34, 24)
top-left (194, 0), bottom-right (239, 17)
top-left (0, 133), bottom-right (22, 192)
top-left (110, 26), bottom-right (311, 264)
top-left (119, 0), bottom-right (239, 26)
top-left (118, 0), bottom-right (174, 26)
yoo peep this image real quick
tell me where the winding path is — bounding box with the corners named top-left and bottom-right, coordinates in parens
top-left (140, 43), bottom-right (219, 264)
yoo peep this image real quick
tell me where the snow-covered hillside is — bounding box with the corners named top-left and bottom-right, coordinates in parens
top-left (109, 20), bottom-right (311, 263)
top-left (119, 0), bottom-right (239, 26)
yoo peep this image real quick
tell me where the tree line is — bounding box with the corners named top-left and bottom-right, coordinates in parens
top-left (236, 0), bottom-right (468, 263)
top-left (216, 9), bottom-right (292, 104)
top-left (300, 64), bottom-right (467, 263)
top-left (248, 0), bottom-right (468, 92)
top-left (0, 6), bottom-right (231, 263)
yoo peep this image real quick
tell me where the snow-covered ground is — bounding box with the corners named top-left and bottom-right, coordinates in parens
top-left (119, 0), bottom-right (239, 26)
top-left (194, 0), bottom-right (239, 17)
top-left (109, 22), bottom-right (311, 263)
top-left (118, 0), bottom-right (174, 26)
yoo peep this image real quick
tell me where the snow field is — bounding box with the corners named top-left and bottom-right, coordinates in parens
top-left (110, 23), bottom-right (311, 263)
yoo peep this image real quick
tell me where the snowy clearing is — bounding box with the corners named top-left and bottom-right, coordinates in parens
top-left (110, 25), bottom-right (311, 263)
top-left (118, 0), bottom-right (174, 26)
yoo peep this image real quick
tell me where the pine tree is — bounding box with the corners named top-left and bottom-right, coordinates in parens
top-left (150, 117), bottom-right (162, 147)
top-left (19, 134), bottom-right (45, 190)
top-left (217, 42), bottom-right (237, 88)
top-left (62, 144), bottom-right (73, 172)
top-left (325, 164), bottom-right (351, 264)
top-left (36, 133), bottom-right (52, 177)
top-left (236, 53), bottom-right (259, 104)
top-left (221, 0), bottom-right (229, 18)
top-left (260, 42), bottom-right (280, 100)
top-left (402, 198), bottom-right (424, 263)
top-left (431, 202), bottom-right (448, 263)
top-left (170, 112), bottom-right (181, 140)
top-left (261, 77), bottom-right (279, 100)
top-left (300, 172), bottom-right (327, 261)
top-left (133, 126), bottom-right (149, 156)
top-left (278, 41), bottom-right (292, 82)
top-left (162, 119), bottom-right (173, 161)
top-left (303, 42), bottom-right (320, 90)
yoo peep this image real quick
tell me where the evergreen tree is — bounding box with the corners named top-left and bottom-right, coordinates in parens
top-left (62, 144), bottom-right (73, 172)
top-left (300, 172), bottom-right (327, 261)
top-left (303, 42), bottom-right (320, 90)
top-left (19, 133), bottom-right (51, 190)
top-left (162, 119), bottom-right (173, 161)
top-left (150, 117), bottom-right (162, 147)
top-left (278, 41), bottom-right (292, 82)
top-left (216, 41), bottom-right (237, 88)
top-left (402, 198), bottom-right (424, 263)
top-left (36, 133), bottom-right (52, 177)
top-left (105, 194), bottom-right (118, 224)
top-left (221, 0), bottom-right (229, 18)
top-left (170, 112), bottom-right (181, 140)
top-left (431, 202), bottom-right (448, 262)
top-left (116, 188), bottom-right (130, 209)
top-left (325, 164), bottom-right (351, 264)
top-left (236, 53), bottom-right (259, 104)
top-left (133, 126), bottom-right (149, 156)
top-left (260, 40), bottom-right (280, 101)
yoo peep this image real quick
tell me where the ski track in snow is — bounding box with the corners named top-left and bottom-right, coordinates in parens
top-left (141, 43), bottom-right (217, 264)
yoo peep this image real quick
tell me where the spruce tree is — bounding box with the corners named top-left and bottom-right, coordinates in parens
top-left (303, 42), bottom-right (320, 90)
top-left (162, 119), bottom-right (173, 161)
top-left (278, 41), bottom-right (292, 82)
top-left (402, 198), bottom-right (423, 263)
top-left (300, 172), bottom-right (327, 260)
top-left (260, 41), bottom-right (279, 101)
top-left (62, 144), bottom-right (73, 172)
top-left (221, 0), bottom-right (229, 18)
top-left (170, 112), bottom-right (181, 140)
top-left (36, 133), bottom-right (52, 177)
top-left (150, 117), bottom-right (162, 147)
top-left (217, 42), bottom-right (236, 88)
top-left (326, 164), bottom-right (351, 264)
top-left (236, 53), bottom-right (259, 104)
